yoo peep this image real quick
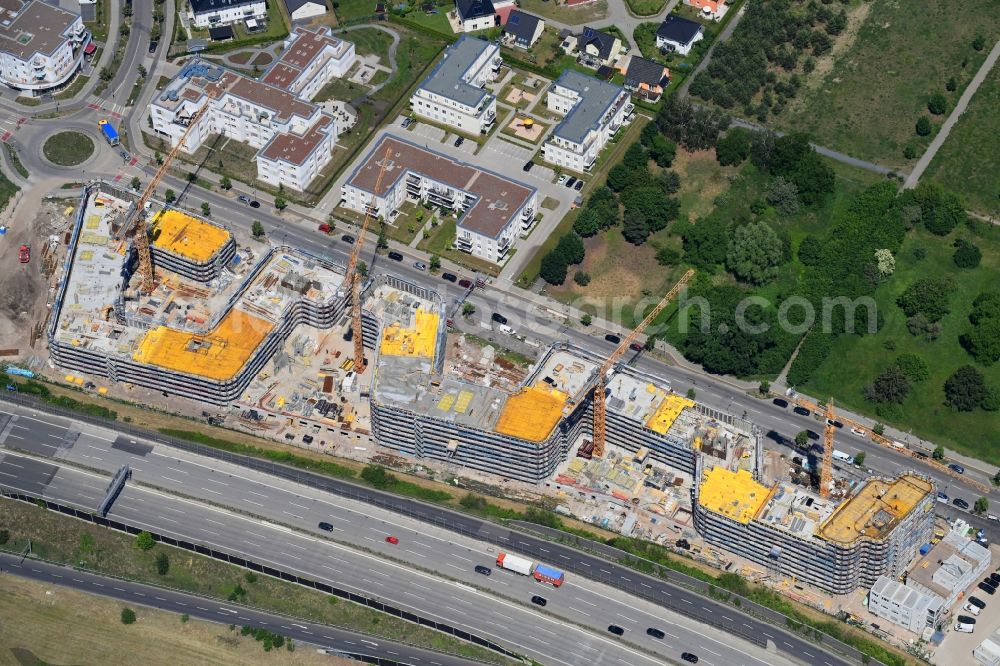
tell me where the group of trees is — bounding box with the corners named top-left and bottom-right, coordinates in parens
top-left (538, 233), bottom-right (585, 285)
top-left (753, 132), bottom-right (835, 205)
top-left (688, 0), bottom-right (847, 119)
top-left (655, 95), bottom-right (730, 152)
top-left (961, 292), bottom-right (1000, 366)
top-left (944, 365), bottom-right (999, 412)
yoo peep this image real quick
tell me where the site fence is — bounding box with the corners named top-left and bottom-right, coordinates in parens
top-left (0, 393), bottom-right (878, 666)
top-left (0, 489), bottom-right (520, 666)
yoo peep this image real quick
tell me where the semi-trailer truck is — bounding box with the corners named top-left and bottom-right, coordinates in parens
top-left (533, 564), bottom-right (565, 587)
top-left (496, 552), bottom-right (534, 576)
top-left (99, 120), bottom-right (119, 146)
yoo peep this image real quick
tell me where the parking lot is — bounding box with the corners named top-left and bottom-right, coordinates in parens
top-left (934, 559), bottom-right (1000, 665)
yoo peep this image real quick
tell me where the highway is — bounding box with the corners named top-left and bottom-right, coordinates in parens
top-left (0, 398), bottom-right (834, 666)
top-left (0, 552), bottom-right (477, 666)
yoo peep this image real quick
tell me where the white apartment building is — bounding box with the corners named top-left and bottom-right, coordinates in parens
top-left (410, 36), bottom-right (501, 135)
top-left (261, 26), bottom-right (356, 99)
top-left (867, 576), bottom-right (943, 634)
top-left (542, 70), bottom-right (632, 173)
top-left (0, 0), bottom-right (89, 95)
top-left (189, 0), bottom-right (267, 29)
top-left (342, 136), bottom-right (536, 265)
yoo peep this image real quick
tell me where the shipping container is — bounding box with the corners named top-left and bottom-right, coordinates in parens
top-left (496, 552), bottom-right (534, 576)
top-left (533, 564), bottom-right (565, 587)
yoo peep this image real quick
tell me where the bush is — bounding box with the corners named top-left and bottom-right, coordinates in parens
top-left (573, 270), bottom-right (590, 286)
top-left (134, 531), bottom-right (155, 551)
top-left (897, 277), bottom-right (954, 322)
top-left (155, 552), bottom-right (169, 576)
top-left (953, 239), bottom-right (982, 268)
top-left (863, 366), bottom-right (911, 404)
top-left (655, 245), bottom-right (680, 266)
top-left (715, 127), bottom-right (753, 166)
top-left (915, 116), bottom-right (932, 136)
top-left (360, 464), bottom-right (396, 488)
top-left (121, 608), bottom-right (136, 625)
top-left (895, 354), bottom-right (929, 382)
top-left (928, 92), bottom-right (948, 115)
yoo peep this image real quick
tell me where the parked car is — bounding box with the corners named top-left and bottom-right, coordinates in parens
top-left (491, 312), bottom-right (508, 325)
top-left (531, 595), bottom-right (547, 606)
top-left (949, 463), bottom-right (965, 474)
top-left (302, 434), bottom-right (313, 444)
top-left (793, 406), bottom-right (811, 417)
top-left (523, 161), bottom-right (534, 172)
top-left (827, 419), bottom-right (844, 428)
top-left (388, 251), bottom-right (404, 261)
top-left (806, 430), bottom-right (820, 441)
top-left (990, 573), bottom-right (1000, 586)
top-left (18, 245), bottom-right (29, 263)
top-left (385, 535), bottom-right (399, 544)
top-left (604, 333), bottom-right (621, 344)
top-left (646, 628), bottom-right (665, 639)
top-left (937, 492), bottom-right (949, 503)
top-left (963, 602), bottom-right (982, 616)
top-left (629, 342), bottom-right (643, 352)
top-left (607, 625), bottom-right (624, 636)
top-left (441, 272), bottom-right (457, 283)
top-left (414, 261), bottom-right (427, 271)
top-left (969, 596), bottom-right (987, 609)
top-left (402, 117), bottom-right (414, 128)
top-left (978, 581), bottom-right (996, 595)
top-left (956, 622), bottom-right (975, 633)
top-left (574, 179), bottom-right (584, 191)
top-left (558, 174), bottom-right (568, 184)
top-left (913, 450), bottom-right (929, 459)
top-left (991, 514), bottom-right (1000, 522)
top-left (681, 654), bottom-right (700, 664)
top-left (148, 40), bottom-right (158, 54)
top-left (318, 223), bottom-right (332, 233)
top-left (458, 278), bottom-right (473, 289)
top-left (565, 176), bottom-right (577, 188)
top-left (850, 427), bottom-right (866, 437)
top-left (238, 194), bottom-right (252, 205)
top-left (341, 234), bottom-right (356, 244)
top-left (958, 615), bottom-right (978, 625)
top-left (474, 565), bottom-right (492, 575)
top-left (249, 200), bottom-right (261, 208)
top-left (498, 324), bottom-right (515, 336)
top-left (318, 522), bottom-right (334, 532)
top-left (954, 498), bottom-right (970, 510)
top-left (772, 398), bottom-right (789, 408)
top-left (453, 136), bottom-right (464, 147)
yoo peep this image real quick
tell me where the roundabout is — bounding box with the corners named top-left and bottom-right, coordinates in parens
top-left (42, 131), bottom-right (95, 167)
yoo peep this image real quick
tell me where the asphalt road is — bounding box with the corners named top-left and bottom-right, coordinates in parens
top-left (0, 551), bottom-right (477, 666)
top-left (1, 400), bottom-right (828, 666)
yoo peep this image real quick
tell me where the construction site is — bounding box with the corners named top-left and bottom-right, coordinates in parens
top-left (47, 183), bottom-right (348, 405)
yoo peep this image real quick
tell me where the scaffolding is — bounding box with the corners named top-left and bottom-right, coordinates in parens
top-left (151, 210), bottom-right (232, 263)
top-left (495, 385), bottom-right (568, 442)
top-left (132, 309), bottom-right (273, 380)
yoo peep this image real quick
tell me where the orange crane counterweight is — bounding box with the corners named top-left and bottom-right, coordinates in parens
top-left (346, 147), bottom-right (393, 373)
top-left (592, 269), bottom-right (694, 457)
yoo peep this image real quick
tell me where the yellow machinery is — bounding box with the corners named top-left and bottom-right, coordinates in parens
top-left (346, 146), bottom-right (393, 373)
top-left (592, 269), bottom-right (694, 457)
top-left (820, 399), bottom-right (835, 498)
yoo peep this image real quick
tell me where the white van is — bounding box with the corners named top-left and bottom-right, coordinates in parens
top-left (956, 622), bottom-right (975, 633)
top-left (498, 324), bottom-right (515, 335)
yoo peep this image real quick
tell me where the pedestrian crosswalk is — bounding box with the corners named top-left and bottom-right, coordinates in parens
top-left (87, 96), bottom-right (126, 119)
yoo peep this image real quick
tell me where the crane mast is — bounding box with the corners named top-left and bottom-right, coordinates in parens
top-left (346, 146), bottom-right (393, 373)
top-left (592, 269), bottom-right (694, 457)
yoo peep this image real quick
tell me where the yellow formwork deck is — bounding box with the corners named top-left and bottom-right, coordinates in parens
top-left (379, 308), bottom-right (439, 361)
top-left (494, 385), bottom-right (568, 442)
top-left (817, 473), bottom-right (934, 545)
top-left (151, 210), bottom-right (231, 263)
top-left (132, 309), bottom-right (273, 381)
top-left (698, 467), bottom-right (770, 525)
top-left (646, 393), bottom-right (695, 434)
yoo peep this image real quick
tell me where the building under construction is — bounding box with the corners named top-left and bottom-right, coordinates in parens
top-left (47, 182), bottom-right (348, 404)
top-left (693, 465), bottom-right (936, 594)
top-left (368, 275), bottom-right (763, 483)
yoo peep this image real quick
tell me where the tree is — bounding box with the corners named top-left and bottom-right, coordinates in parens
top-left (155, 552), bottom-right (170, 576)
top-left (573, 208), bottom-right (600, 237)
top-left (975, 497), bottom-right (990, 515)
top-left (647, 134), bottom-right (677, 167)
top-left (606, 164), bottom-right (632, 192)
top-left (656, 94), bottom-right (730, 151)
top-left (99, 66), bottom-right (113, 82)
top-left (928, 92), bottom-right (948, 115)
top-left (251, 220), bottom-right (264, 239)
top-left (274, 196), bottom-right (287, 211)
top-left (973, 34), bottom-right (986, 51)
top-left (944, 365), bottom-right (989, 411)
top-left (993, 470), bottom-right (1000, 487)
top-left (137, 63), bottom-right (146, 78)
top-left (795, 431), bottom-right (809, 447)
top-left (953, 239), bottom-right (982, 268)
top-left (134, 531), bottom-right (155, 551)
top-left (655, 245), bottom-right (680, 266)
top-left (766, 176), bottom-right (800, 215)
top-left (915, 116), bottom-right (932, 136)
top-left (932, 444), bottom-right (945, 460)
top-left (130, 176), bottom-right (141, 191)
top-left (121, 608), bottom-right (136, 625)
top-left (154, 151), bottom-right (163, 165)
top-left (759, 379), bottom-right (770, 395)
top-left (376, 226), bottom-right (388, 250)
top-left (201, 202), bottom-right (211, 216)
top-left (853, 452), bottom-right (866, 467)
top-left (864, 365), bottom-right (911, 404)
top-left (186, 172), bottom-right (197, 183)
top-left (874, 249), bottom-right (895, 278)
top-left (164, 189), bottom-right (176, 204)
top-left (622, 142), bottom-right (648, 170)
top-left (622, 215), bottom-right (650, 245)
top-left (461, 302), bottom-right (475, 317)
top-left (895, 354), bottom-right (929, 382)
top-left (219, 176), bottom-right (232, 190)
top-left (961, 292), bottom-right (1000, 366)
top-left (897, 277), bottom-right (954, 322)
top-left (873, 423), bottom-right (885, 436)
top-left (573, 270), bottom-right (590, 286)
top-left (715, 127), bottom-right (753, 166)
top-left (581, 313), bottom-right (592, 326)
top-left (357, 261), bottom-right (368, 277)
top-left (726, 221), bottom-right (783, 285)
top-left (539, 250), bottom-right (568, 285)
top-left (360, 464), bottom-right (396, 488)
top-left (429, 254), bottom-right (441, 271)
top-left (797, 235), bottom-right (823, 266)
top-left (556, 233), bottom-right (585, 265)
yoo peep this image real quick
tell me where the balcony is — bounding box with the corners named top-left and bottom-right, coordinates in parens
top-left (426, 188), bottom-right (455, 207)
top-left (455, 236), bottom-right (473, 252)
top-left (583, 156), bottom-right (597, 172)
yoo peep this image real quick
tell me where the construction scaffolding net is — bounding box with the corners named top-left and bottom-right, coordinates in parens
top-left (494, 385), bottom-right (567, 442)
top-left (132, 309), bottom-right (273, 380)
top-left (151, 210), bottom-right (231, 263)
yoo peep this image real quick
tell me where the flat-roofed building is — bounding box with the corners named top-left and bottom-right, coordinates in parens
top-left (410, 36), bottom-right (501, 135)
top-left (0, 0), bottom-right (89, 95)
top-left (905, 524), bottom-right (991, 611)
top-left (867, 576), bottom-right (943, 634)
top-left (342, 135), bottom-right (536, 264)
top-left (189, 0), bottom-right (266, 29)
top-left (975, 629), bottom-right (1000, 666)
top-left (694, 468), bottom-right (936, 594)
top-left (262, 26), bottom-right (356, 99)
top-left (542, 70), bottom-right (632, 173)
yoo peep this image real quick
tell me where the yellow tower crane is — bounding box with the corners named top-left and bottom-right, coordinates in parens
top-left (820, 398), bottom-right (835, 498)
top-left (592, 269), bottom-right (694, 458)
top-left (345, 146), bottom-right (393, 373)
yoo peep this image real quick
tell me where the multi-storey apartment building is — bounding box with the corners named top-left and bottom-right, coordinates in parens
top-left (0, 0), bottom-right (89, 95)
top-left (693, 467), bottom-right (936, 594)
top-left (189, 0), bottom-right (267, 29)
top-left (342, 136), bottom-right (536, 265)
top-left (542, 70), bottom-right (632, 173)
top-left (410, 36), bottom-right (501, 135)
top-left (149, 28), bottom-right (355, 191)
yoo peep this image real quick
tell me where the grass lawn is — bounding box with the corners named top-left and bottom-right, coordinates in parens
top-left (801, 220), bottom-right (1000, 464)
top-left (404, 8), bottom-right (454, 36)
top-left (0, 500), bottom-right (514, 665)
top-left (42, 131), bottom-right (95, 166)
top-left (416, 216), bottom-right (501, 275)
top-left (340, 26), bottom-right (394, 59)
top-left (625, 0), bottom-right (666, 16)
top-left (5, 144), bottom-right (29, 180)
top-left (0, 169), bottom-right (19, 213)
top-left (518, 0), bottom-right (608, 24)
top-left (923, 63), bottom-right (1000, 219)
top-left (781, 0), bottom-right (1000, 169)
top-left (85, 0), bottom-right (110, 43)
top-left (54, 73), bottom-right (90, 100)
top-left (334, 0), bottom-right (378, 22)
top-left (0, 575), bottom-right (334, 666)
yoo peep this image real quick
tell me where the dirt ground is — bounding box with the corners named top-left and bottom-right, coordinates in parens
top-left (0, 183), bottom-right (77, 357)
top-left (0, 575), bottom-right (347, 666)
